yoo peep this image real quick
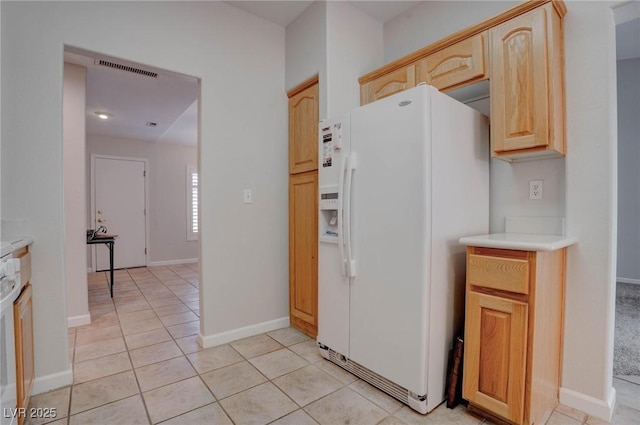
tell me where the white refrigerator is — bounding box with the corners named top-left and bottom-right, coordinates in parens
top-left (317, 84), bottom-right (489, 414)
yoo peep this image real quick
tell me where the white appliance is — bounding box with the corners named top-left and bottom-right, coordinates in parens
top-left (317, 84), bottom-right (489, 414)
top-left (1, 244), bottom-right (21, 425)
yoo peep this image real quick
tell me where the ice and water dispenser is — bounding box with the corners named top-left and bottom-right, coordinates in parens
top-left (319, 185), bottom-right (339, 243)
top-left (319, 119), bottom-right (346, 244)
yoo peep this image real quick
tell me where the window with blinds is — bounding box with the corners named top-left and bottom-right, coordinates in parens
top-left (187, 165), bottom-right (198, 241)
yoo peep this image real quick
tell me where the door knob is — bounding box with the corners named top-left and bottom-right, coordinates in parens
top-left (97, 218), bottom-right (106, 223)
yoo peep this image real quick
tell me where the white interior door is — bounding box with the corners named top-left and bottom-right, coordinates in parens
top-left (93, 156), bottom-right (147, 270)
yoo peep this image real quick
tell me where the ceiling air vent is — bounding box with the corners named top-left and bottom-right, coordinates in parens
top-left (95, 59), bottom-right (158, 78)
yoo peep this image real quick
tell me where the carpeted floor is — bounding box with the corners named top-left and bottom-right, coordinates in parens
top-left (613, 281), bottom-right (640, 376)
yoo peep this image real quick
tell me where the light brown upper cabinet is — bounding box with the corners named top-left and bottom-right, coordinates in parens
top-left (288, 77), bottom-right (319, 174)
top-left (358, 0), bottom-right (566, 162)
top-left (360, 60), bottom-right (426, 105)
top-left (425, 33), bottom-right (487, 92)
top-left (490, 3), bottom-right (565, 161)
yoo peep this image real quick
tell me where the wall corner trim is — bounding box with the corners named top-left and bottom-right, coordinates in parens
top-left (559, 386), bottom-right (616, 421)
top-left (31, 366), bottom-right (74, 396)
top-left (200, 317), bottom-right (290, 349)
top-left (67, 313), bottom-right (91, 328)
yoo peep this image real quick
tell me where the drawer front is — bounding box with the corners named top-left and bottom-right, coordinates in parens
top-left (425, 33), bottom-right (487, 91)
top-left (467, 254), bottom-right (529, 294)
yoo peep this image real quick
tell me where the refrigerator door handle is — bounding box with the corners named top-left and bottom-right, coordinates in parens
top-left (337, 154), bottom-right (348, 276)
top-left (344, 152), bottom-right (357, 278)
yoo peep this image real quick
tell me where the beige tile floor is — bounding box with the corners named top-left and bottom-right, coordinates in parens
top-left (26, 265), bottom-right (638, 425)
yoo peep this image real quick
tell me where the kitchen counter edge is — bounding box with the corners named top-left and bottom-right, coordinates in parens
top-left (10, 237), bottom-right (34, 252)
top-left (459, 233), bottom-right (577, 252)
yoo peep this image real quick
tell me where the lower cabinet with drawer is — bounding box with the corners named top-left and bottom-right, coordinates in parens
top-left (13, 245), bottom-right (34, 425)
top-left (462, 246), bottom-right (566, 425)
top-left (14, 283), bottom-right (34, 425)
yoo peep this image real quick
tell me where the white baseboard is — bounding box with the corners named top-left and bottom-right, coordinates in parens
top-left (617, 277), bottom-right (640, 285)
top-left (86, 267), bottom-right (93, 273)
top-left (31, 366), bottom-right (73, 396)
top-left (199, 316), bottom-right (290, 349)
top-left (148, 258), bottom-right (198, 267)
top-left (67, 313), bottom-right (91, 328)
top-left (559, 386), bottom-right (616, 421)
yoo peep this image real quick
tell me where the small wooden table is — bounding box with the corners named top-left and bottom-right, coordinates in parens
top-left (87, 234), bottom-right (118, 298)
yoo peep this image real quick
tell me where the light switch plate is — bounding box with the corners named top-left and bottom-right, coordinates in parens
top-left (243, 189), bottom-right (252, 204)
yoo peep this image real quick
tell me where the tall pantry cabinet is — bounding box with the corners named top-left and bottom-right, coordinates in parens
top-left (287, 76), bottom-right (319, 338)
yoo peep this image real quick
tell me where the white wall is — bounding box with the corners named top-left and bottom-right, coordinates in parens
top-left (286, 1), bottom-right (383, 119)
top-left (384, 0), bottom-right (618, 419)
top-left (489, 158), bottom-right (566, 233)
top-left (1, 1), bottom-right (287, 392)
top-left (286, 1), bottom-right (327, 115)
top-left (86, 136), bottom-right (198, 265)
top-left (616, 58), bottom-right (640, 282)
top-left (325, 2), bottom-right (383, 118)
top-left (383, 1), bottom-right (519, 63)
top-left (562, 3), bottom-right (617, 418)
top-left (63, 63), bottom-right (90, 327)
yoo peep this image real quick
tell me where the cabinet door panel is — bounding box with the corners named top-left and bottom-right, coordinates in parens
top-left (479, 309), bottom-right (512, 402)
top-left (289, 82), bottom-right (319, 174)
top-left (425, 33), bottom-right (487, 91)
top-left (490, 8), bottom-right (548, 154)
top-left (463, 291), bottom-right (527, 424)
top-left (360, 64), bottom-right (417, 105)
top-left (289, 171), bottom-right (318, 337)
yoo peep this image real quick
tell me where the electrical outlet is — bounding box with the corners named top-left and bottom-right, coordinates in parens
top-left (529, 180), bottom-right (543, 200)
top-left (243, 189), bottom-right (252, 204)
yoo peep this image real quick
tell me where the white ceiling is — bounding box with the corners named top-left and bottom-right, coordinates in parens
top-left (224, 1), bottom-right (314, 27)
top-left (66, 1), bottom-right (639, 148)
top-left (64, 48), bottom-right (199, 146)
top-left (223, 1), bottom-right (421, 27)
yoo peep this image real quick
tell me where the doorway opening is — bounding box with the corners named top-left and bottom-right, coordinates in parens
top-left (62, 47), bottom-right (202, 346)
top-left (612, 2), bottom-right (640, 419)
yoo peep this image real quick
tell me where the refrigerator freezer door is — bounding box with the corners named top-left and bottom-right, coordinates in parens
top-left (317, 117), bottom-right (352, 357)
top-left (348, 85), bottom-right (432, 395)
top-left (317, 243), bottom-right (350, 356)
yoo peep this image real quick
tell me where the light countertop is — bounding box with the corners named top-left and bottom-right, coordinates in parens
top-left (459, 233), bottom-right (577, 252)
top-left (1, 236), bottom-right (34, 254)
